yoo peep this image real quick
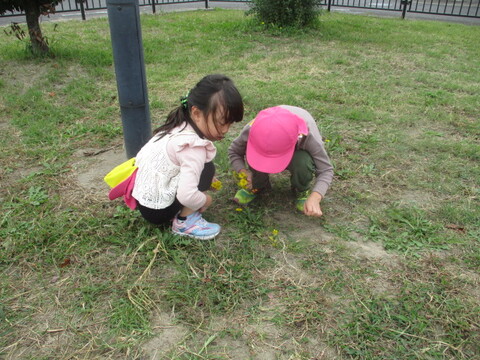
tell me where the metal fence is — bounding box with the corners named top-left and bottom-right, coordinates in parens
top-left (1, 0), bottom-right (479, 19)
top-left (49, 0), bottom-right (211, 20)
top-left (327, 0), bottom-right (479, 17)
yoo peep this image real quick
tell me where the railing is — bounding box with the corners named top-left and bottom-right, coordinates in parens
top-left (327, 0), bottom-right (480, 18)
top-left (1, 0), bottom-right (479, 19)
top-left (409, 0), bottom-right (479, 16)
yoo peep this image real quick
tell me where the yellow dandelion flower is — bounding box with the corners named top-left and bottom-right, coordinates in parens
top-left (238, 178), bottom-right (248, 188)
top-left (272, 229), bottom-right (279, 236)
top-left (235, 208), bottom-right (243, 212)
top-left (211, 180), bottom-right (222, 190)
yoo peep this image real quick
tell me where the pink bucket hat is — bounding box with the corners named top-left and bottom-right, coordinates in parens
top-left (246, 106), bottom-right (308, 173)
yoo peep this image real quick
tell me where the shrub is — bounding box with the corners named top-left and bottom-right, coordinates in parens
top-left (247, 0), bottom-right (322, 28)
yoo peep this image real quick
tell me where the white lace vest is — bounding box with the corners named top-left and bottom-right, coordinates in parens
top-left (132, 132), bottom-right (191, 209)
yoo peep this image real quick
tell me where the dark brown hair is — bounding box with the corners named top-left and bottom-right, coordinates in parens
top-left (154, 74), bottom-right (244, 139)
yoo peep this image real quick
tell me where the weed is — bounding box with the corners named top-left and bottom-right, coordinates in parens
top-left (367, 205), bottom-right (456, 254)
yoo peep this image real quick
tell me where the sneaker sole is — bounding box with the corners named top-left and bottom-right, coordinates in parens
top-left (172, 229), bottom-right (219, 240)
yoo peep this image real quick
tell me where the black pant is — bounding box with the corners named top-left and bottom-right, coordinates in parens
top-left (137, 161), bottom-right (215, 225)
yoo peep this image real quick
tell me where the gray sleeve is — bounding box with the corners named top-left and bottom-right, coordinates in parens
top-left (304, 132), bottom-right (334, 197)
top-left (228, 125), bottom-right (251, 173)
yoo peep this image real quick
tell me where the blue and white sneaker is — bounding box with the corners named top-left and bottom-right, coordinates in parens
top-left (172, 212), bottom-right (221, 240)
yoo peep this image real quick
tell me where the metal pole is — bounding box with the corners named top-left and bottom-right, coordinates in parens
top-left (205, 0), bottom-right (209, 9)
top-left (401, 0), bottom-right (411, 18)
top-left (327, 0), bottom-right (332, 12)
top-left (106, 0), bottom-right (152, 159)
top-left (151, 0), bottom-right (156, 14)
top-left (79, 0), bottom-right (86, 20)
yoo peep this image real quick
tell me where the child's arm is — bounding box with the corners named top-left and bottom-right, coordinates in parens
top-left (174, 140), bottom-right (215, 212)
top-left (228, 125), bottom-right (250, 173)
top-left (308, 142), bottom-right (334, 197)
top-left (301, 119), bottom-right (334, 198)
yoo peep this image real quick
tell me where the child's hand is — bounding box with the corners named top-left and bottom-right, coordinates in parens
top-left (239, 169), bottom-right (253, 189)
top-left (303, 192), bottom-right (323, 217)
top-left (199, 193), bottom-right (213, 213)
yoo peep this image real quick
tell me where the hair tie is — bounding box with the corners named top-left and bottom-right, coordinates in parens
top-left (180, 91), bottom-right (190, 109)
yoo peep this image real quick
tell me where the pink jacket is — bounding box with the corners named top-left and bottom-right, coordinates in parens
top-left (132, 123), bottom-right (216, 210)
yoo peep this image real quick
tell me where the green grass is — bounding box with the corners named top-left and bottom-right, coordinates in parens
top-left (1, 9), bottom-right (479, 359)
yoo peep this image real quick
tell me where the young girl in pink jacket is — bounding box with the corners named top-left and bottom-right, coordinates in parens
top-left (132, 74), bottom-right (244, 240)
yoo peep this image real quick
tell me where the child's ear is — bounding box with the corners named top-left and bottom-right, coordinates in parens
top-left (190, 106), bottom-right (202, 123)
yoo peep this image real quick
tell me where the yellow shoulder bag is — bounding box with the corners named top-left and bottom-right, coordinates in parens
top-left (104, 157), bottom-right (137, 188)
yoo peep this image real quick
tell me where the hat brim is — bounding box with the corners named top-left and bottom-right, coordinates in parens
top-left (246, 142), bottom-right (295, 174)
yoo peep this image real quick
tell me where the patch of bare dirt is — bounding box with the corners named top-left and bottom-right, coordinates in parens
top-left (343, 240), bottom-right (394, 261)
top-left (343, 241), bottom-right (401, 295)
top-left (72, 146), bottom-right (126, 197)
top-left (269, 251), bottom-right (319, 287)
top-left (142, 311), bottom-right (189, 359)
top-left (0, 117), bottom-right (8, 129)
top-left (269, 205), bottom-right (402, 298)
top-left (271, 210), bottom-right (335, 244)
top-left (3, 62), bottom-right (50, 95)
top-left (171, 313), bottom-right (343, 360)
top-left (398, 189), bottom-right (434, 208)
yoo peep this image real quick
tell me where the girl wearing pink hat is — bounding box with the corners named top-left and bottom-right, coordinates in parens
top-left (228, 105), bottom-right (333, 217)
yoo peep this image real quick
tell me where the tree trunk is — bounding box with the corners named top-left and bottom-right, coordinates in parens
top-left (24, 0), bottom-right (50, 54)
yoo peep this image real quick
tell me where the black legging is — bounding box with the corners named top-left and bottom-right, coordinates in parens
top-left (137, 161), bottom-right (215, 225)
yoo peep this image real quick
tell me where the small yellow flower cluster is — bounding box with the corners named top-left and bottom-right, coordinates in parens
top-left (268, 229), bottom-right (279, 247)
top-left (235, 171), bottom-right (248, 188)
top-left (238, 179), bottom-right (248, 190)
top-left (210, 180), bottom-right (223, 191)
top-left (233, 171), bottom-right (259, 194)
